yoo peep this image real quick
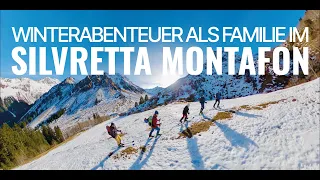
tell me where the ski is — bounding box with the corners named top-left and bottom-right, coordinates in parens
top-left (148, 134), bottom-right (162, 139)
top-left (178, 120), bottom-right (191, 125)
top-left (121, 140), bottom-right (135, 147)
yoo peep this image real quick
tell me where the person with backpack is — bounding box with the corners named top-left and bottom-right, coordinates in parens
top-left (144, 115), bottom-right (153, 126)
top-left (149, 110), bottom-right (161, 138)
top-left (199, 96), bottom-right (207, 115)
top-left (180, 104), bottom-right (190, 123)
top-left (213, 92), bottom-right (221, 109)
top-left (106, 123), bottom-right (124, 147)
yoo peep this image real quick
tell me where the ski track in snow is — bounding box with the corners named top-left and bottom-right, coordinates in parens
top-left (15, 78), bottom-right (320, 170)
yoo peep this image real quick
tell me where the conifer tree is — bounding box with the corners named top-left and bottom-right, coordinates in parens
top-left (0, 123), bottom-right (18, 167)
top-left (0, 123), bottom-right (51, 169)
top-left (139, 96), bottom-right (145, 105)
top-left (42, 126), bottom-right (52, 145)
top-left (54, 126), bottom-right (65, 143)
top-left (47, 126), bottom-right (57, 145)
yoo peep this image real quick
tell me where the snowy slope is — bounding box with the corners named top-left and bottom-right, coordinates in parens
top-left (21, 74), bottom-right (147, 131)
top-left (15, 78), bottom-right (320, 170)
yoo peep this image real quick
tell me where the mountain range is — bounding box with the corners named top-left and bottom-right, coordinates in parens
top-left (1, 10), bottom-right (319, 131)
top-left (0, 77), bottom-right (60, 126)
top-left (18, 73), bottom-right (147, 131)
top-left (126, 10), bottom-right (320, 115)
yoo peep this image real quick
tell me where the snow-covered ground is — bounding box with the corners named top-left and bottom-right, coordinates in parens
top-left (15, 78), bottom-right (320, 170)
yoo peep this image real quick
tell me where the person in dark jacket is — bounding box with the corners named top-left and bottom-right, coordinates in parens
top-left (109, 123), bottom-right (124, 147)
top-left (149, 111), bottom-right (161, 138)
top-left (213, 92), bottom-right (221, 109)
top-left (199, 96), bottom-right (207, 115)
top-left (180, 104), bottom-right (190, 123)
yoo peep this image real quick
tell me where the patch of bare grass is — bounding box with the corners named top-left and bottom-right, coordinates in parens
top-left (113, 147), bottom-right (138, 159)
top-left (212, 112), bottom-right (233, 121)
top-left (178, 121), bottom-right (213, 138)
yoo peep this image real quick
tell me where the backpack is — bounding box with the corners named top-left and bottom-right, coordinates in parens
top-left (106, 126), bottom-right (111, 135)
top-left (148, 116), bottom-right (153, 126)
top-left (216, 93), bottom-right (221, 100)
top-left (183, 106), bottom-right (189, 114)
top-left (199, 97), bottom-right (205, 103)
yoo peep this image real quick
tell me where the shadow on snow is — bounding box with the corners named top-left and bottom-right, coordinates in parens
top-left (129, 137), bottom-right (159, 170)
top-left (215, 121), bottom-right (258, 151)
top-left (180, 122), bottom-right (205, 170)
top-left (201, 113), bottom-right (211, 120)
top-left (217, 108), bottom-right (263, 119)
top-left (235, 111), bottom-right (263, 118)
top-left (91, 146), bottom-right (121, 170)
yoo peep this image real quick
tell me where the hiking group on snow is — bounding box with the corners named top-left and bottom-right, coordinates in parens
top-left (106, 92), bottom-right (222, 148)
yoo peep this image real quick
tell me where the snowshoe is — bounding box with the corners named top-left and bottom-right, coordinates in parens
top-left (179, 120), bottom-right (188, 125)
top-left (118, 143), bottom-right (125, 147)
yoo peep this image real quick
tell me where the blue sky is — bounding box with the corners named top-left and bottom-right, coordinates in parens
top-left (0, 10), bottom-right (305, 88)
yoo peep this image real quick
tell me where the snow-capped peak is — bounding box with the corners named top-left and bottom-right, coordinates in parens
top-left (0, 77), bottom-right (61, 126)
top-left (21, 74), bottom-right (147, 129)
top-left (106, 73), bottom-right (145, 94)
top-left (37, 77), bottom-right (61, 85)
top-left (62, 77), bottom-right (76, 85)
top-left (0, 77), bottom-right (60, 105)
